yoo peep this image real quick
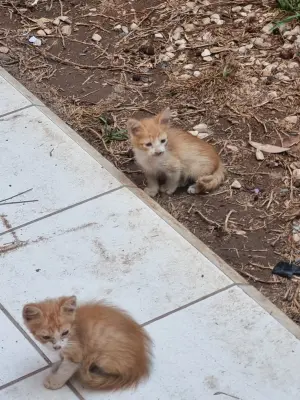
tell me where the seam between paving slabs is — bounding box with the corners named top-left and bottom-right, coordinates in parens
top-left (142, 284), bottom-right (236, 327)
top-left (2, 67), bottom-right (300, 340)
top-left (0, 186), bottom-right (124, 237)
top-left (0, 104), bottom-right (34, 119)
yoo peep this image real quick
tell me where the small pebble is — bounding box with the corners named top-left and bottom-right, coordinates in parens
top-left (61, 25), bottom-right (72, 36)
top-left (284, 115), bottom-right (298, 124)
top-left (231, 180), bottom-right (242, 189)
top-left (179, 74), bottom-right (192, 80)
top-left (0, 46), bottom-right (9, 54)
top-left (202, 17), bottom-right (211, 25)
top-left (155, 33), bottom-right (164, 39)
top-left (193, 123), bottom-right (208, 132)
top-left (130, 22), bottom-right (138, 30)
top-left (121, 26), bottom-right (129, 34)
top-left (193, 70), bottom-right (201, 77)
top-left (201, 48), bottom-right (211, 57)
top-left (183, 63), bottom-right (194, 70)
top-left (92, 33), bottom-right (102, 42)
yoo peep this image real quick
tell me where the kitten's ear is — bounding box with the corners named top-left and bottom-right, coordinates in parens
top-left (23, 304), bottom-right (43, 322)
top-left (127, 118), bottom-right (141, 136)
top-left (156, 108), bottom-right (171, 125)
top-left (60, 296), bottom-right (77, 314)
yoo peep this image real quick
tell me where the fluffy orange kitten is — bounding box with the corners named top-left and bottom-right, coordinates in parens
top-left (23, 296), bottom-right (152, 391)
top-left (127, 108), bottom-right (225, 197)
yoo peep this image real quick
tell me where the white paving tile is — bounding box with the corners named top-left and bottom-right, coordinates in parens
top-left (0, 188), bottom-right (231, 360)
top-left (75, 286), bottom-right (300, 400)
top-left (0, 106), bottom-right (120, 232)
top-left (0, 76), bottom-right (31, 116)
top-left (0, 370), bottom-right (78, 399)
top-left (0, 310), bottom-right (46, 387)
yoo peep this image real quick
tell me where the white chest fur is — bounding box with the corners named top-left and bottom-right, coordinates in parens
top-left (134, 149), bottom-right (167, 174)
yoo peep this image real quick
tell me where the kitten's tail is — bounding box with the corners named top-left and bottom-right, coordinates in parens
top-left (196, 162), bottom-right (225, 193)
top-left (78, 353), bottom-right (151, 391)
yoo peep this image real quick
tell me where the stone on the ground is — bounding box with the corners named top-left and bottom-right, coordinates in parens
top-left (231, 180), bottom-right (242, 189)
top-left (0, 46), bottom-right (9, 54)
top-left (284, 115), bottom-right (298, 125)
top-left (193, 70), bottom-right (201, 77)
top-left (184, 64), bottom-right (194, 70)
top-left (155, 33), bottom-right (164, 39)
top-left (202, 17), bottom-right (211, 25)
top-left (261, 23), bottom-right (273, 34)
top-left (92, 33), bottom-right (102, 42)
top-left (201, 48), bottom-right (211, 57)
top-left (62, 25), bottom-right (72, 36)
top-left (193, 123), bottom-right (208, 132)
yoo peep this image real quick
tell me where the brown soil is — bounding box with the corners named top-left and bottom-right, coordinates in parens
top-left (1, 0), bottom-right (300, 322)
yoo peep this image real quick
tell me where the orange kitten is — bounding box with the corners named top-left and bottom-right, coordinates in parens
top-left (127, 108), bottom-right (225, 197)
top-left (23, 296), bottom-right (152, 391)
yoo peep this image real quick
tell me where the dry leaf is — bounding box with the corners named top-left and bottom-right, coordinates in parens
top-left (249, 140), bottom-right (290, 154)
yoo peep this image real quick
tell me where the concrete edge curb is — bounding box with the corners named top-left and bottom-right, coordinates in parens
top-left (0, 67), bottom-right (45, 107)
top-left (2, 67), bottom-right (300, 341)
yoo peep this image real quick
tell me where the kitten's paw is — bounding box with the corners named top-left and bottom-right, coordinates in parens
top-left (187, 185), bottom-right (197, 194)
top-left (144, 187), bottom-right (158, 197)
top-left (160, 185), bottom-right (176, 195)
top-left (44, 374), bottom-right (65, 390)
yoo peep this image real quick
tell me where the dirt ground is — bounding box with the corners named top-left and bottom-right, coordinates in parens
top-left (1, 0), bottom-right (300, 322)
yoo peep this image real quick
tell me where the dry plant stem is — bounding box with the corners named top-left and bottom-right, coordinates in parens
top-left (240, 270), bottom-right (281, 285)
top-left (194, 209), bottom-right (221, 228)
top-left (87, 127), bottom-right (112, 154)
top-left (224, 209), bottom-right (235, 232)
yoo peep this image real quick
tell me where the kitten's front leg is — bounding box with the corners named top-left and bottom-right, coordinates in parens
top-left (160, 170), bottom-right (181, 195)
top-left (44, 359), bottom-right (80, 390)
top-left (144, 174), bottom-right (159, 197)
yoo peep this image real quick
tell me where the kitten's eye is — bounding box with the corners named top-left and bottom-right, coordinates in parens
top-left (61, 330), bottom-right (69, 337)
top-left (145, 142), bottom-right (152, 147)
top-left (161, 139), bottom-right (166, 144)
top-left (42, 335), bottom-right (51, 341)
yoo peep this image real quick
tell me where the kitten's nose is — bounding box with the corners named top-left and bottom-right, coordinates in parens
top-left (53, 344), bottom-right (61, 350)
top-left (155, 151), bottom-right (163, 156)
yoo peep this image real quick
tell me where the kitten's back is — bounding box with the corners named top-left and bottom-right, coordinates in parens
top-left (76, 302), bottom-right (152, 390)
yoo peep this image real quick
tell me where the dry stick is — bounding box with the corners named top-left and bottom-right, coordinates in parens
top-left (240, 270), bottom-right (281, 285)
top-left (88, 127), bottom-right (111, 154)
top-left (0, 188), bottom-right (33, 203)
top-left (224, 209), bottom-right (235, 233)
top-left (58, 0), bottom-right (63, 16)
top-left (194, 209), bottom-right (221, 228)
top-left (34, 48), bottom-right (146, 74)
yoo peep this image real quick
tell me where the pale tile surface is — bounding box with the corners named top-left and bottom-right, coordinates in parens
top-left (0, 188), bottom-right (231, 359)
top-left (0, 76), bottom-right (31, 115)
top-left (0, 311), bottom-right (46, 387)
top-left (0, 370), bottom-right (78, 399)
top-left (0, 106), bottom-right (120, 232)
top-left (76, 286), bottom-right (300, 400)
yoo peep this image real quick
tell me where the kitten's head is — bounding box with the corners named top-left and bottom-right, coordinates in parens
top-left (127, 108), bottom-right (171, 157)
top-left (22, 296), bottom-right (76, 352)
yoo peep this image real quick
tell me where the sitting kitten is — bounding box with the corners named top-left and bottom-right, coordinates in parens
top-left (23, 296), bottom-right (152, 391)
top-left (127, 108), bottom-right (225, 197)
